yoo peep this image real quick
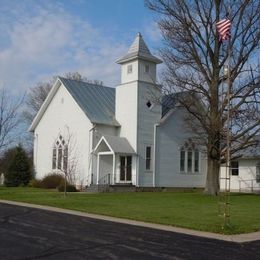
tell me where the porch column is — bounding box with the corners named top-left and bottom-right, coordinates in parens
top-left (112, 153), bottom-right (115, 185)
top-left (97, 153), bottom-right (100, 185)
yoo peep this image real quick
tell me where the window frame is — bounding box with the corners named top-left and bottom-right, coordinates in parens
top-left (179, 146), bottom-right (200, 174)
top-left (127, 64), bottom-right (133, 74)
top-left (194, 149), bottom-right (200, 173)
top-left (180, 149), bottom-right (186, 172)
top-left (256, 162), bottom-right (260, 183)
top-left (145, 64), bottom-right (150, 73)
top-left (145, 146), bottom-right (152, 171)
top-left (52, 135), bottom-right (68, 173)
top-left (231, 161), bottom-right (239, 176)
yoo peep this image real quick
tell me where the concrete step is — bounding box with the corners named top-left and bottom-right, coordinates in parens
top-left (86, 184), bottom-right (110, 193)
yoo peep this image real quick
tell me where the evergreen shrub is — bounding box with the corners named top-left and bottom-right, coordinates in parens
top-left (41, 173), bottom-right (64, 189)
top-left (57, 182), bottom-right (77, 192)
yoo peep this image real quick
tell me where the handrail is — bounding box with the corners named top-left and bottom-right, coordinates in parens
top-left (239, 178), bottom-right (260, 192)
top-left (98, 173), bottom-right (111, 185)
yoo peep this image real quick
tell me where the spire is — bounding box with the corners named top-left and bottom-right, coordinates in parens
top-left (116, 32), bottom-right (162, 64)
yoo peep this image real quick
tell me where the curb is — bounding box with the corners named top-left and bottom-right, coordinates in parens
top-left (0, 199), bottom-right (259, 243)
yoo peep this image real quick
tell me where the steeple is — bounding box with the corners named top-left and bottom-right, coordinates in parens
top-left (116, 32), bottom-right (162, 64)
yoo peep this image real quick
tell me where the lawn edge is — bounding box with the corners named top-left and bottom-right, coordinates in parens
top-left (0, 199), bottom-right (259, 243)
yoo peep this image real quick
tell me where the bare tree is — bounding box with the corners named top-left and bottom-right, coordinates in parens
top-left (0, 88), bottom-right (24, 153)
top-left (24, 79), bottom-right (54, 123)
top-left (147, 0), bottom-right (260, 195)
top-left (64, 72), bottom-right (103, 86)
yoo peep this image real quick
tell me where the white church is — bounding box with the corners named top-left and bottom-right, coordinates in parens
top-left (29, 33), bottom-right (260, 192)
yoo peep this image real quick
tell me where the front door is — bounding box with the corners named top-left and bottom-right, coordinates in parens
top-left (120, 156), bottom-right (132, 182)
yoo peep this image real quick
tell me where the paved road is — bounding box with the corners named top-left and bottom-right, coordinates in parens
top-left (0, 203), bottom-right (259, 260)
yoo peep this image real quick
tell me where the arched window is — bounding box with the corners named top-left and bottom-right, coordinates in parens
top-left (180, 141), bottom-right (200, 174)
top-left (52, 135), bottom-right (68, 172)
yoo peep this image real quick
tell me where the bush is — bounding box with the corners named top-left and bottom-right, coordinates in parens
top-left (41, 173), bottom-right (64, 189)
top-left (57, 183), bottom-right (77, 192)
top-left (28, 179), bottom-right (43, 188)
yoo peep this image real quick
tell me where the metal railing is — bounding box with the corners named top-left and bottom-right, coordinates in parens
top-left (98, 173), bottom-right (111, 185)
top-left (239, 178), bottom-right (260, 193)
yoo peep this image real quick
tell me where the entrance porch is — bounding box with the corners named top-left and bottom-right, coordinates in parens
top-left (93, 135), bottom-right (136, 186)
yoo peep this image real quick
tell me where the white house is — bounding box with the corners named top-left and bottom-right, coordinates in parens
top-left (220, 142), bottom-right (260, 192)
top-left (29, 33), bottom-right (259, 191)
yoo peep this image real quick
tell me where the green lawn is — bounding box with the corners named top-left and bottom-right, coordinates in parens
top-left (0, 187), bottom-right (259, 234)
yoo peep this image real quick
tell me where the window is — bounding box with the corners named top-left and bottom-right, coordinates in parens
top-left (180, 149), bottom-right (185, 172)
top-left (127, 64), bottom-right (132, 74)
top-left (187, 149), bottom-right (192, 172)
top-left (52, 135), bottom-right (68, 172)
top-left (63, 145), bottom-right (68, 173)
top-left (145, 65), bottom-right (149, 73)
top-left (194, 149), bottom-right (199, 172)
top-left (256, 163), bottom-right (260, 183)
top-left (52, 147), bottom-right (57, 169)
top-left (180, 143), bottom-right (200, 173)
top-left (146, 100), bottom-right (152, 108)
top-left (146, 146), bottom-right (151, 170)
top-left (58, 145), bottom-right (62, 170)
top-left (231, 161), bottom-right (239, 176)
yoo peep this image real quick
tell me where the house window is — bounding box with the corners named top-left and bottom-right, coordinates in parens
top-left (180, 143), bottom-right (200, 173)
top-left (231, 161), bottom-right (239, 176)
top-left (256, 163), bottom-right (260, 183)
top-left (52, 135), bottom-right (68, 172)
top-left (127, 64), bottom-right (132, 74)
top-left (146, 146), bottom-right (151, 170)
top-left (145, 65), bottom-right (149, 73)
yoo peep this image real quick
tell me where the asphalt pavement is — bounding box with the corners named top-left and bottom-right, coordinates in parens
top-left (0, 202), bottom-right (259, 260)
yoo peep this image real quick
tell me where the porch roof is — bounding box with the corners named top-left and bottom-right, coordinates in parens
top-left (94, 135), bottom-right (136, 154)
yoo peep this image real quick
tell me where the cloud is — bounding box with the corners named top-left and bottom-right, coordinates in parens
top-left (144, 21), bottom-right (162, 45)
top-left (0, 2), bottom-right (128, 93)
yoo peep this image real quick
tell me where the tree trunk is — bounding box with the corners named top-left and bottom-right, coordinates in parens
top-left (204, 157), bottom-right (220, 195)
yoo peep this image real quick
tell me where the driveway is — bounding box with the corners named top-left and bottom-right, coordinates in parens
top-left (0, 203), bottom-right (259, 259)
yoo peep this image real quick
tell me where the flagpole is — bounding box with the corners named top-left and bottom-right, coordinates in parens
top-left (224, 5), bottom-right (232, 227)
top-left (216, 4), bottom-right (232, 228)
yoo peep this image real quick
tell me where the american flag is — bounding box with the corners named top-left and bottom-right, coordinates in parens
top-left (216, 19), bottom-right (231, 41)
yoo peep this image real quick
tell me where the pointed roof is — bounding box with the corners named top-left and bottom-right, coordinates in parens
top-left (116, 32), bottom-right (162, 64)
top-left (29, 77), bottom-right (120, 132)
top-left (94, 135), bottom-right (136, 154)
top-left (59, 77), bottom-right (119, 126)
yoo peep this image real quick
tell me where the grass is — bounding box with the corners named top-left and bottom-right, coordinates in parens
top-left (0, 186), bottom-right (259, 234)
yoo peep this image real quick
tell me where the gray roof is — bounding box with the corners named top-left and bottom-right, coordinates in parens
top-left (162, 92), bottom-right (190, 117)
top-left (59, 77), bottom-right (119, 126)
top-left (116, 33), bottom-right (162, 64)
top-left (238, 136), bottom-right (260, 159)
top-left (103, 135), bottom-right (135, 154)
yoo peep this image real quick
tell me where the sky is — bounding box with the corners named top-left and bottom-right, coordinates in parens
top-left (0, 0), bottom-right (163, 94)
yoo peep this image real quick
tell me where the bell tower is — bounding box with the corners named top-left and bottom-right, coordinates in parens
top-left (115, 33), bottom-right (162, 186)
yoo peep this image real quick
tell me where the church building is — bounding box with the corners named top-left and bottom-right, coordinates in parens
top-left (29, 33), bottom-right (259, 191)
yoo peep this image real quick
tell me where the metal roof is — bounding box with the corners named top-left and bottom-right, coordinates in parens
top-left (237, 136), bottom-right (260, 159)
top-left (116, 32), bottom-right (162, 64)
top-left (59, 77), bottom-right (120, 126)
top-left (161, 92), bottom-right (190, 117)
top-left (96, 135), bottom-right (136, 154)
